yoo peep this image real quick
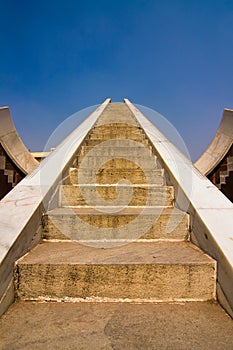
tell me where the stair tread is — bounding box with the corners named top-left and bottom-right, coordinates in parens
top-left (61, 184), bottom-right (171, 188)
top-left (46, 206), bottom-right (187, 216)
top-left (1, 301), bottom-right (232, 349)
top-left (18, 241), bottom-right (215, 265)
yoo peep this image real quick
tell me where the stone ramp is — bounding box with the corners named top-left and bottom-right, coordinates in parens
top-left (0, 301), bottom-right (233, 350)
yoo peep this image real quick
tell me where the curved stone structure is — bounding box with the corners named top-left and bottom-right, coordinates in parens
top-left (0, 106), bottom-right (39, 173)
top-left (0, 106), bottom-right (39, 198)
top-left (195, 109), bottom-right (233, 201)
top-left (195, 109), bottom-right (233, 176)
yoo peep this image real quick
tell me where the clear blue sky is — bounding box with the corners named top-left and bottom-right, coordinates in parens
top-left (0, 0), bottom-right (233, 160)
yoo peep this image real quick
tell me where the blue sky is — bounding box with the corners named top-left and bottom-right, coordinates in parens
top-left (0, 0), bottom-right (233, 160)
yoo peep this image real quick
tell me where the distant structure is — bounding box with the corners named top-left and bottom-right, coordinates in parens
top-left (195, 109), bottom-right (233, 202)
top-left (0, 107), bottom-right (38, 199)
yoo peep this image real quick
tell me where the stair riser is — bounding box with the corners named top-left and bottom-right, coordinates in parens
top-left (84, 139), bottom-right (149, 147)
top-left (77, 158), bottom-right (158, 169)
top-left (91, 128), bottom-right (142, 135)
top-left (96, 119), bottom-right (138, 126)
top-left (69, 169), bottom-right (164, 185)
top-left (89, 127), bottom-right (143, 134)
top-left (43, 213), bottom-right (189, 241)
top-left (59, 186), bottom-right (174, 207)
top-left (15, 263), bottom-right (216, 301)
top-left (88, 138), bottom-right (147, 146)
top-left (77, 156), bottom-right (157, 168)
top-left (80, 147), bottom-right (152, 157)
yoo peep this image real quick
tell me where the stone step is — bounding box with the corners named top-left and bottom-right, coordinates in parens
top-left (89, 130), bottom-right (143, 138)
top-left (1, 301), bottom-right (233, 349)
top-left (96, 115), bottom-right (138, 125)
top-left (59, 184), bottom-right (174, 207)
top-left (15, 241), bottom-right (216, 301)
top-left (91, 124), bottom-right (142, 132)
top-left (84, 138), bottom-right (149, 147)
top-left (42, 207), bottom-right (189, 241)
top-left (69, 168), bottom-right (164, 185)
top-left (77, 155), bottom-right (158, 169)
top-left (88, 133), bottom-right (147, 141)
top-left (80, 146), bottom-right (152, 157)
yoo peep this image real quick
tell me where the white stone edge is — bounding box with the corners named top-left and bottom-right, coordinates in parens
top-left (0, 98), bottom-right (111, 316)
top-left (125, 98), bottom-right (233, 316)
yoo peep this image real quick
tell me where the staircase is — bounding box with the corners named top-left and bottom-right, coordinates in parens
top-left (1, 103), bottom-right (232, 349)
top-left (14, 104), bottom-right (216, 302)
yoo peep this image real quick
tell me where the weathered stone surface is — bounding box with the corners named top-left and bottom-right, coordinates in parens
top-left (69, 167), bottom-right (164, 185)
top-left (59, 184), bottom-right (174, 207)
top-left (85, 137), bottom-right (149, 147)
top-left (78, 157), bottom-right (158, 170)
top-left (80, 145), bottom-right (152, 157)
top-left (15, 241), bottom-right (216, 301)
top-left (77, 155), bottom-right (157, 168)
top-left (88, 134), bottom-right (147, 142)
top-left (43, 207), bottom-right (189, 241)
top-left (2, 301), bottom-right (233, 349)
top-left (1, 301), bottom-right (233, 350)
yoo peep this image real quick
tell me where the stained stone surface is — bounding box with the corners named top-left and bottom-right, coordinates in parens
top-left (15, 241), bottom-right (216, 301)
top-left (0, 301), bottom-right (233, 350)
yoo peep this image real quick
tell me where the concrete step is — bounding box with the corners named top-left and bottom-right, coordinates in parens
top-left (69, 168), bottom-right (165, 185)
top-left (77, 157), bottom-right (158, 170)
top-left (84, 138), bottom-right (149, 147)
top-left (15, 241), bottom-right (216, 301)
top-left (42, 207), bottom-right (189, 241)
top-left (88, 124), bottom-right (146, 138)
top-left (59, 184), bottom-right (174, 207)
top-left (88, 134), bottom-right (147, 141)
top-left (77, 155), bottom-right (158, 168)
top-left (96, 115), bottom-right (138, 125)
top-left (1, 301), bottom-right (233, 349)
top-left (80, 146), bottom-right (152, 157)
top-left (91, 124), bottom-right (143, 133)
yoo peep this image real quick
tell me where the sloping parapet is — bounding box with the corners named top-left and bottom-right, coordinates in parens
top-left (0, 107), bottom-right (39, 199)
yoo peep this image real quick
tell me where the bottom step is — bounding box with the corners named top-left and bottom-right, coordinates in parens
top-left (0, 301), bottom-right (233, 349)
top-left (15, 241), bottom-right (216, 302)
